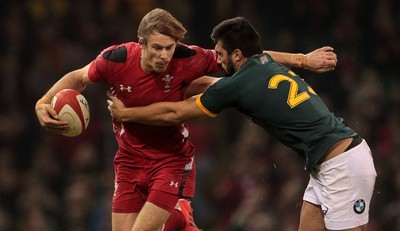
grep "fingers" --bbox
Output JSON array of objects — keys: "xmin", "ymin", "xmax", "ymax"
[
  {"xmin": 36, "ymin": 102, "xmax": 72, "ymax": 135},
  {"xmin": 321, "ymin": 47, "xmax": 337, "ymax": 62},
  {"xmin": 322, "ymin": 58, "xmax": 336, "ymax": 66},
  {"xmin": 36, "ymin": 104, "xmax": 58, "ymax": 120},
  {"xmin": 305, "ymin": 46, "xmax": 337, "ymax": 73},
  {"xmin": 37, "ymin": 105, "xmax": 68, "ymax": 124},
  {"xmin": 107, "ymin": 91, "xmax": 117, "ymax": 100},
  {"xmin": 46, "ymin": 104, "xmax": 59, "ymax": 120},
  {"xmin": 42, "ymin": 115, "xmax": 69, "ymax": 128},
  {"xmin": 316, "ymin": 67, "xmax": 335, "ymax": 73},
  {"xmin": 107, "ymin": 100, "xmax": 113, "ymax": 113},
  {"xmin": 324, "ymin": 52, "xmax": 337, "ymax": 63},
  {"xmin": 319, "ymin": 46, "xmax": 334, "ymax": 52},
  {"xmin": 40, "ymin": 114, "xmax": 70, "ymax": 133},
  {"xmin": 46, "ymin": 125, "xmax": 70, "ymax": 134},
  {"xmin": 320, "ymin": 47, "xmax": 337, "ymax": 69}
]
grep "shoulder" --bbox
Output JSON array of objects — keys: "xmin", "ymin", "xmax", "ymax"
[
  {"xmin": 171, "ymin": 43, "xmax": 219, "ymax": 77},
  {"xmin": 173, "ymin": 44, "xmax": 197, "ymax": 58},
  {"xmin": 173, "ymin": 43, "xmax": 216, "ymax": 59},
  {"xmin": 101, "ymin": 42, "xmax": 140, "ymax": 63},
  {"xmin": 90, "ymin": 42, "xmax": 140, "ymax": 80}
]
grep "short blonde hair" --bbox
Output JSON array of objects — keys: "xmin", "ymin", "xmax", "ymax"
[{"xmin": 137, "ymin": 8, "xmax": 187, "ymax": 43}]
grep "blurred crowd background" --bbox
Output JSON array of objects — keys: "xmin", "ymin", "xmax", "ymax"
[{"xmin": 1, "ymin": 0, "xmax": 399, "ymax": 230}]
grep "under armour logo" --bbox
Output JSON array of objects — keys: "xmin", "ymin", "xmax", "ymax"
[
  {"xmin": 170, "ymin": 181, "xmax": 179, "ymax": 188},
  {"xmin": 120, "ymin": 84, "xmax": 132, "ymax": 92}
]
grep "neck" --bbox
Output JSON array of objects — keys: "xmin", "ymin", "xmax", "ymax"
[
  {"xmin": 235, "ymin": 57, "xmax": 248, "ymax": 71},
  {"xmin": 140, "ymin": 52, "xmax": 152, "ymax": 72}
]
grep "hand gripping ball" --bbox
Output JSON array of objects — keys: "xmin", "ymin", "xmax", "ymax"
[{"xmin": 51, "ymin": 89, "xmax": 90, "ymax": 137}]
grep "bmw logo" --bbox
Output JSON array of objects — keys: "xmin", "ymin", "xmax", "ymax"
[{"xmin": 353, "ymin": 199, "xmax": 366, "ymax": 214}]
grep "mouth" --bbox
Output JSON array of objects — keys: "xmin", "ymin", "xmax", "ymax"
[{"xmin": 156, "ymin": 61, "xmax": 168, "ymax": 67}]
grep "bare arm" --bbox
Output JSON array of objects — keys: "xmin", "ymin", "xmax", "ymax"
[
  {"xmin": 107, "ymin": 93, "xmax": 208, "ymax": 126},
  {"xmin": 35, "ymin": 64, "xmax": 93, "ymax": 134},
  {"xmin": 185, "ymin": 47, "xmax": 337, "ymax": 99},
  {"xmin": 265, "ymin": 46, "xmax": 337, "ymax": 73}
]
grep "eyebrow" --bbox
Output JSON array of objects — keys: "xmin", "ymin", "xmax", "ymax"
[
  {"xmin": 152, "ymin": 43, "xmax": 176, "ymax": 48},
  {"xmin": 215, "ymin": 48, "xmax": 223, "ymax": 56}
]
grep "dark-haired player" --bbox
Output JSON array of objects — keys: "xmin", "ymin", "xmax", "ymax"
[{"xmin": 107, "ymin": 17, "xmax": 376, "ymax": 231}]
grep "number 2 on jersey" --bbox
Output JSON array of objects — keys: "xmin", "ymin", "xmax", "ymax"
[{"xmin": 268, "ymin": 71, "xmax": 316, "ymax": 108}]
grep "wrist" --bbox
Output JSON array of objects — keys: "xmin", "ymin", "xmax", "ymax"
[
  {"xmin": 290, "ymin": 53, "xmax": 307, "ymax": 69},
  {"xmin": 35, "ymin": 95, "xmax": 52, "ymax": 111},
  {"xmin": 115, "ymin": 107, "xmax": 129, "ymax": 122}
]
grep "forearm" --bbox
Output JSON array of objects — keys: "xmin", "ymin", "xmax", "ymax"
[
  {"xmin": 109, "ymin": 97, "xmax": 206, "ymax": 126},
  {"xmin": 265, "ymin": 51, "xmax": 306, "ymax": 69},
  {"xmin": 117, "ymin": 102, "xmax": 184, "ymax": 126},
  {"xmin": 266, "ymin": 46, "xmax": 337, "ymax": 73},
  {"xmin": 35, "ymin": 67, "xmax": 90, "ymax": 110}
]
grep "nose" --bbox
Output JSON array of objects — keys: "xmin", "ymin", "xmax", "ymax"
[
  {"xmin": 160, "ymin": 49, "xmax": 168, "ymax": 60},
  {"xmin": 217, "ymin": 56, "xmax": 222, "ymax": 64}
]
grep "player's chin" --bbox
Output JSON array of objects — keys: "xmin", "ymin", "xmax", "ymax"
[{"xmin": 154, "ymin": 63, "xmax": 168, "ymax": 72}]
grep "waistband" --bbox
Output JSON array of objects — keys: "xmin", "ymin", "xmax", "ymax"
[{"xmin": 344, "ymin": 135, "xmax": 363, "ymax": 152}]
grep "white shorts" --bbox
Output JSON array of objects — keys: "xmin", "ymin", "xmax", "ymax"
[{"xmin": 303, "ymin": 139, "xmax": 377, "ymax": 230}]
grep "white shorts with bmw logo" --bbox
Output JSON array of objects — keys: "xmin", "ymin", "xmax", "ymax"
[{"xmin": 303, "ymin": 139, "xmax": 377, "ymax": 230}]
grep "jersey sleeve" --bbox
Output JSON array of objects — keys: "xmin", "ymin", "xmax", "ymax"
[
  {"xmin": 196, "ymin": 78, "xmax": 234, "ymax": 116},
  {"xmin": 180, "ymin": 45, "xmax": 220, "ymax": 83},
  {"xmin": 88, "ymin": 44, "xmax": 128, "ymax": 83},
  {"xmin": 191, "ymin": 46, "xmax": 219, "ymax": 74}
]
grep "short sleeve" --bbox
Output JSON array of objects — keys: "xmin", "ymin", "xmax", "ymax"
[
  {"xmin": 198, "ymin": 78, "xmax": 234, "ymax": 116},
  {"xmin": 88, "ymin": 44, "xmax": 128, "ymax": 83}
]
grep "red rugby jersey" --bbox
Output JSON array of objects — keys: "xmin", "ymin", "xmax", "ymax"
[{"xmin": 88, "ymin": 42, "xmax": 219, "ymax": 165}]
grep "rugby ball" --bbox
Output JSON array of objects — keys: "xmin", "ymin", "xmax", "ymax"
[{"xmin": 51, "ymin": 89, "xmax": 90, "ymax": 137}]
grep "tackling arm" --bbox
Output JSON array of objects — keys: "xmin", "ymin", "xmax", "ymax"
[
  {"xmin": 107, "ymin": 93, "xmax": 208, "ymax": 126},
  {"xmin": 265, "ymin": 46, "xmax": 337, "ymax": 73},
  {"xmin": 184, "ymin": 47, "xmax": 337, "ymax": 99}
]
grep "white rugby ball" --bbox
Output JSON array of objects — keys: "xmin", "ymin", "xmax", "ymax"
[{"xmin": 51, "ymin": 89, "xmax": 90, "ymax": 137}]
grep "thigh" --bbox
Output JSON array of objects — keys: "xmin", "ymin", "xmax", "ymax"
[
  {"xmin": 112, "ymin": 212, "xmax": 138, "ymax": 231},
  {"xmin": 131, "ymin": 202, "xmax": 171, "ymax": 231},
  {"xmin": 321, "ymin": 141, "xmax": 375, "ymax": 229},
  {"xmin": 151, "ymin": 157, "xmax": 196, "ymax": 199},
  {"xmin": 298, "ymin": 201, "xmax": 325, "ymax": 231},
  {"xmin": 303, "ymin": 141, "xmax": 376, "ymax": 231},
  {"xmin": 298, "ymin": 201, "xmax": 368, "ymax": 231},
  {"xmin": 112, "ymin": 180, "xmax": 145, "ymax": 213}
]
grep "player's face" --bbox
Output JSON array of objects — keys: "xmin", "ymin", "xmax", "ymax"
[
  {"xmin": 215, "ymin": 41, "xmax": 236, "ymax": 76},
  {"xmin": 140, "ymin": 32, "xmax": 177, "ymax": 73}
]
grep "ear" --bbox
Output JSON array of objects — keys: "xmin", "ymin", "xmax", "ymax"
[
  {"xmin": 233, "ymin": 49, "xmax": 243, "ymax": 62},
  {"xmin": 138, "ymin": 37, "xmax": 144, "ymax": 44}
]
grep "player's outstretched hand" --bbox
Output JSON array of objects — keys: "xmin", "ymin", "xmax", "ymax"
[
  {"xmin": 35, "ymin": 103, "xmax": 69, "ymax": 134},
  {"xmin": 107, "ymin": 91, "xmax": 127, "ymax": 122},
  {"xmin": 305, "ymin": 46, "xmax": 337, "ymax": 73}
]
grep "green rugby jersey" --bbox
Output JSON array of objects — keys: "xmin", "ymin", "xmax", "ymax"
[{"xmin": 197, "ymin": 53, "xmax": 357, "ymax": 172}]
